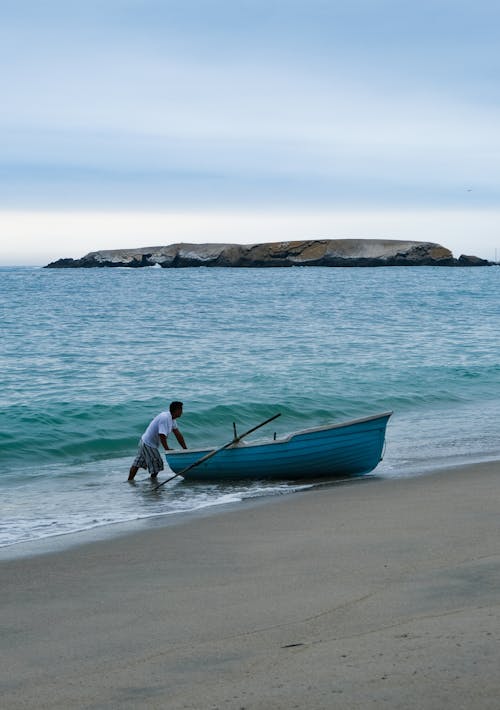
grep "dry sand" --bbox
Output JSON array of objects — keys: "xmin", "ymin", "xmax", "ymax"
[{"xmin": 1, "ymin": 461, "xmax": 500, "ymax": 709}]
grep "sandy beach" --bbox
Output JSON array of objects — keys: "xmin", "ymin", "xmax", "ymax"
[{"xmin": 1, "ymin": 461, "xmax": 500, "ymax": 709}]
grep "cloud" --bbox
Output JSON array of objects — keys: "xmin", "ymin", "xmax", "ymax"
[
  {"xmin": 1, "ymin": 82, "xmax": 498, "ymax": 212},
  {"xmin": 0, "ymin": 0, "xmax": 499, "ymax": 260}
]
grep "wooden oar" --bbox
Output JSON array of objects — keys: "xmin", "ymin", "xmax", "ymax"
[{"xmin": 154, "ymin": 413, "xmax": 281, "ymax": 490}]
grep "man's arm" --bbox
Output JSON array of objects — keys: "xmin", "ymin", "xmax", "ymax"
[
  {"xmin": 159, "ymin": 433, "xmax": 170, "ymax": 451},
  {"xmin": 173, "ymin": 428, "xmax": 188, "ymax": 449}
]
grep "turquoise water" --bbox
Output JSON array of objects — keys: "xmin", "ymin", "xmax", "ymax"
[{"xmin": 1, "ymin": 265, "xmax": 499, "ymax": 551}]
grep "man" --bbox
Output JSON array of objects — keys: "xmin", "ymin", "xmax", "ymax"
[{"xmin": 128, "ymin": 401, "xmax": 187, "ymax": 481}]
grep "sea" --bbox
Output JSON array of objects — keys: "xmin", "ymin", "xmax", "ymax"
[{"xmin": 1, "ymin": 264, "xmax": 499, "ymax": 556}]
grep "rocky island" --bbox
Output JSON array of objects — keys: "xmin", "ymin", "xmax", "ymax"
[{"xmin": 45, "ymin": 239, "xmax": 489, "ymax": 268}]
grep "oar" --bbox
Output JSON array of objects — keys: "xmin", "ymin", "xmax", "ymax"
[{"xmin": 154, "ymin": 413, "xmax": 281, "ymax": 490}]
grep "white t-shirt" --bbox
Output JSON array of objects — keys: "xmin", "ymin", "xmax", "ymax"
[{"xmin": 141, "ymin": 411, "xmax": 178, "ymax": 449}]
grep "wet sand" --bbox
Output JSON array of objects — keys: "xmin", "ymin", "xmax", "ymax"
[{"xmin": 1, "ymin": 461, "xmax": 500, "ymax": 709}]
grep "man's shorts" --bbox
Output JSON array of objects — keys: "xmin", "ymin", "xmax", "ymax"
[{"xmin": 132, "ymin": 440, "xmax": 164, "ymax": 477}]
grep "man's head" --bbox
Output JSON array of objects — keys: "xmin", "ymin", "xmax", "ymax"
[{"xmin": 169, "ymin": 401, "xmax": 183, "ymax": 419}]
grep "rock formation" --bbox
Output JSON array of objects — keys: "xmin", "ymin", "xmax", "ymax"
[{"xmin": 45, "ymin": 239, "xmax": 490, "ymax": 268}]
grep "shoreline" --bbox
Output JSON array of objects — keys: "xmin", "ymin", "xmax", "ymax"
[
  {"xmin": 2, "ymin": 455, "xmax": 500, "ymax": 562},
  {"xmin": 0, "ymin": 488, "xmax": 283, "ymax": 561},
  {"xmin": 2, "ymin": 459, "xmax": 500, "ymax": 708}
]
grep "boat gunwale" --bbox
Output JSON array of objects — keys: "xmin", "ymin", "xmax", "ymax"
[{"xmin": 168, "ymin": 411, "xmax": 393, "ymax": 457}]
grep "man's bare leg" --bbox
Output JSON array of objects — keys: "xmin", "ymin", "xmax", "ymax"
[{"xmin": 128, "ymin": 465, "xmax": 139, "ymax": 481}]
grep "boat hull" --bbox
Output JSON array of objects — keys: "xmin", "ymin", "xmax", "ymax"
[{"xmin": 166, "ymin": 412, "xmax": 392, "ymax": 482}]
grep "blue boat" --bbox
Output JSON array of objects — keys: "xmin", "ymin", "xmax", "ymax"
[{"xmin": 165, "ymin": 412, "xmax": 392, "ymax": 482}]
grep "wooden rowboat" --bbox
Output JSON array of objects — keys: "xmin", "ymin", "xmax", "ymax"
[{"xmin": 165, "ymin": 412, "xmax": 392, "ymax": 482}]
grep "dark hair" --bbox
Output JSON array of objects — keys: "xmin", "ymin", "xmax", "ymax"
[{"xmin": 169, "ymin": 401, "xmax": 183, "ymax": 414}]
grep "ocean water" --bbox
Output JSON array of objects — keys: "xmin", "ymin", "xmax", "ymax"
[{"xmin": 1, "ymin": 265, "xmax": 499, "ymax": 553}]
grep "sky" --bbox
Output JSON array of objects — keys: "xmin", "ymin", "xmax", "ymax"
[{"xmin": 1, "ymin": 0, "xmax": 499, "ymax": 265}]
